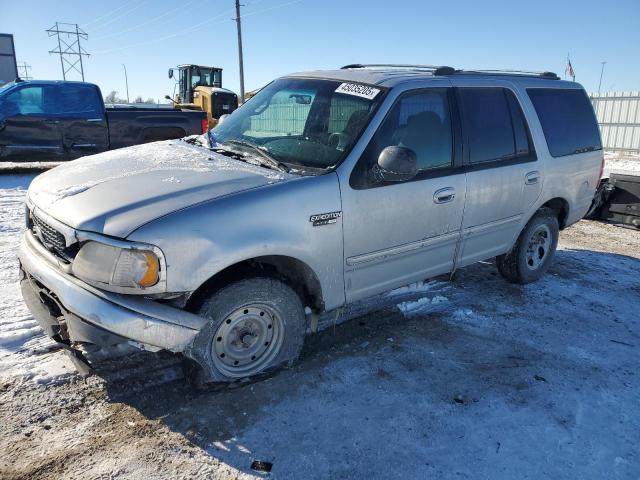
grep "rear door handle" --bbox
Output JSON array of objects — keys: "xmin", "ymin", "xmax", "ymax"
[
  {"xmin": 525, "ymin": 171, "xmax": 540, "ymax": 185},
  {"xmin": 433, "ymin": 187, "xmax": 456, "ymax": 204},
  {"xmin": 86, "ymin": 118, "xmax": 104, "ymax": 122}
]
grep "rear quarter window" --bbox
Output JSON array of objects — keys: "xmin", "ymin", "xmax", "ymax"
[{"xmin": 527, "ymin": 88, "xmax": 601, "ymax": 157}]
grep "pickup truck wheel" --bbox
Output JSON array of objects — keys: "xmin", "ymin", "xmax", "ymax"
[
  {"xmin": 186, "ymin": 278, "xmax": 305, "ymax": 385},
  {"xmin": 495, "ymin": 208, "xmax": 559, "ymax": 284}
]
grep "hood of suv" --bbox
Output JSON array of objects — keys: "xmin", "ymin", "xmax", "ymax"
[{"xmin": 28, "ymin": 140, "xmax": 291, "ymax": 238}]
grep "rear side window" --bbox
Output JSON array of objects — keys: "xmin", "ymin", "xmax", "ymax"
[
  {"xmin": 527, "ymin": 88, "xmax": 601, "ymax": 157},
  {"xmin": 459, "ymin": 87, "xmax": 533, "ymax": 164},
  {"xmin": 58, "ymin": 84, "xmax": 103, "ymax": 118}
]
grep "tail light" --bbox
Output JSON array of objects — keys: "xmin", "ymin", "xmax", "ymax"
[{"xmin": 201, "ymin": 118, "xmax": 209, "ymax": 134}]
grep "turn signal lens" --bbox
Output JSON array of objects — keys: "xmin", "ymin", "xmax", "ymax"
[
  {"xmin": 137, "ymin": 251, "xmax": 160, "ymax": 287},
  {"xmin": 112, "ymin": 249, "xmax": 160, "ymax": 288}
]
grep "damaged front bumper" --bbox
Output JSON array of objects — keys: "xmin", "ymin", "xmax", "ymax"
[{"xmin": 18, "ymin": 231, "xmax": 207, "ymax": 362}]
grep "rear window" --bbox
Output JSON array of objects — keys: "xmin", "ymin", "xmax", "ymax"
[
  {"xmin": 58, "ymin": 84, "xmax": 103, "ymax": 118},
  {"xmin": 459, "ymin": 87, "xmax": 533, "ymax": 164},
  {"xmin": 527, "ymin": 88, "xmax": 601, "ymax": 157}
]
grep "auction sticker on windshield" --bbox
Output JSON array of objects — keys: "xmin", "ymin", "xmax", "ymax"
[{"xmin": 335, "ymin": 83, "xmax": 380, "ymax": 100}]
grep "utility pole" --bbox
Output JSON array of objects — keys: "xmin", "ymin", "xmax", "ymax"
[
  {"xmin": 598, "ymin": 61, "xmax": 607, "ymax": 95},
  {"xmin": 122, "ymin": 64, "xmax": 130, "ymax": 103},
  {"xmin": 17, "ymin": 61, "xmax": 32, "ymax": 80},
  {"xmin": 46, "ymin": 22, "xmax": 90, "ymax": 81},
  {"xmin": 234, "ymin": 0, "xmax": 245, "ymax": 102}
]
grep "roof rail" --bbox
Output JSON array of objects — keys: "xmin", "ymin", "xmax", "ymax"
[
  {"xmin": 459, "ymin": 69, "xmax": 560, "ymax": 80},
  {"xmin": 342, "ymin": 63, "xmax": 440, "ymax": 70},
  {"xmin": 341, "ymin": 64, "xmax": 559, "ymax": 80}
]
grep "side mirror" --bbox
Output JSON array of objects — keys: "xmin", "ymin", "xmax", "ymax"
[
  {"xmin": 164, "ymin": 95, "xmax": 171, "ymax": 100},
  {"xmin": 375, "ymin": 146, "xmax": 418, "ymax": 182},
  {"xmin": 217, "ymin": 114, "xmax": 230, "ymax": 125},
  {"xmin": 168, "ymin": 69, "xmax": 174, "ymax": 79}
]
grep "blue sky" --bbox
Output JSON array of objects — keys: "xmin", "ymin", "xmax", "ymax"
[{"xmin": 1, "ymin": 0, "xmax": 638, "ymax": 101}]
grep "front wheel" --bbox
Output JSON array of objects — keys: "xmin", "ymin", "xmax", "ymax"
[
  {"xmin": 185, "ymin": 278, "xmax": 306, "ymax": 386},
  {"xmin": 496, "ymin": 208, "xmax": 559, "ymax": 284}
]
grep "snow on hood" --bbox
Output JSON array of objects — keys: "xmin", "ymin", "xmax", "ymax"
[{"xmin": 28, "ymin": 139, "xmax": 290, "ymax": 238}]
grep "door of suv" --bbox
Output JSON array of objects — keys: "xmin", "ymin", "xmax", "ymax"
[
  {"xmin": 57, "ymin": 83, "xmax": 109, "ymax": 159},
  {"xmin": 340, "ymin": 87, "xmax": 466, "ymax": 302},
  {"xmin": 0, "ymin": 83, "xmax": 63, "ymax": 161},
  {"xmin": 452, "ymin": 81, "xmax": 542, "ymax": 267}
]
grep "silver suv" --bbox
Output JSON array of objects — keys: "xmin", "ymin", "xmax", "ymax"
[{"xmin": 19, "ymin": 64, "xmax": 603, "ymax": 384}]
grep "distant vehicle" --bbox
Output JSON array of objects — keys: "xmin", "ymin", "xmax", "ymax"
[
  {"xmin": 167, "ymin": 64, "xmax": 238, "ymax": 129},
  {"xmin": 19, "ymin": 64, "xmax": 603, "ymax": 386},
  {"xmin": 0, "ymin": 80, "xmax": 207, "ymax": 162}
]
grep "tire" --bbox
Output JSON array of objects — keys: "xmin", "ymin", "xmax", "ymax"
[
  {"xmin": 496, "ymin": 208, "xmax": 559, "ymax": 284},
  {"xmin": 184, "ymin": 277, "xmax": 305, "ymax": 386}
]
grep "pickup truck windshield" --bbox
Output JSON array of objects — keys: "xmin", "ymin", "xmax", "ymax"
[{"xmin": 211, "ymin": 78, "xmax": 385, "ymax": 170}]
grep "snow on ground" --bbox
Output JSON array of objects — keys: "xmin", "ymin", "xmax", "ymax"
[
  {"xmin": 0, "ymin": 174, "xmax": 76, "ymax": 384},
  {"xmin": 604, "ymin": 151, "xmax": 640, "ymax": 177},
  {"xmin": 1, "ymin": 172, "xmax": 639, "ymax": 479}
]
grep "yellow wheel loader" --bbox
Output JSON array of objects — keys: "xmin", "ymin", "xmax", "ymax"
[{"xmin": 166, "ymin": 65, "xmax": 239, "ymax": 129}]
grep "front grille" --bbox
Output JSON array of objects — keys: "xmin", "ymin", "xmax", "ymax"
[{"xmin": 31, "ymin": 213, "xmax": 79, "ymax": 262}]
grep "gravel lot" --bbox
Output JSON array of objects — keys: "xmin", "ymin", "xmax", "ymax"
[{"xmin": 1, "ymin": 173, "xmax": 639, "ymax": 480}]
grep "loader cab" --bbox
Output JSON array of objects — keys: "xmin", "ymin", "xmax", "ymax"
[{"xmin": 170, "ymin": 64, "xmax": 222, "ymax": 103}]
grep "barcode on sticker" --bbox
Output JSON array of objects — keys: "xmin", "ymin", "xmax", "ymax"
[{"xmin": 335, "ymin": 83, "xmax": 380, "ymax": 100}]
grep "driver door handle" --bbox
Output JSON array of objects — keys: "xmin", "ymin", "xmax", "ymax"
[{"xmin": 434, "ymin": 187, "xmax": 456, "ymax": 204}]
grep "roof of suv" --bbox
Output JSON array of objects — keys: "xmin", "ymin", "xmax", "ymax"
[{"xmin": 288, "ymin": 65, "xmax": 577, "ymax": 89}]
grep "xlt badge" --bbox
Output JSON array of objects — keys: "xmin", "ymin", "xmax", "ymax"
[{"xmin": 310, "ymin": 211, "xmax": 342, "ymax": 227}]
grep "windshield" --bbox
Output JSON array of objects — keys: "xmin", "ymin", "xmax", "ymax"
[
  {"xmin": 191, "ymin": 67, "xmax": 222, "ymax": 88},
  {"xmin": 210, "ymin": 78, "xmax": 385, "ymax": 170}
]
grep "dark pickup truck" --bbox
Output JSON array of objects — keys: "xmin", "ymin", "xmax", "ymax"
[{"xmin": 0, "ymin": 80, "xmax": 207, "ymax": 162}]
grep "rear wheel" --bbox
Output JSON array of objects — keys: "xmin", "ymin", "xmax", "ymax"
[
  {"xmin": 496, "ymin": 208, "xmax": 559, "ymax": 284},
  {"xmin": 185, "ymin": 277, "xmax": 305, "ymax": 386}
]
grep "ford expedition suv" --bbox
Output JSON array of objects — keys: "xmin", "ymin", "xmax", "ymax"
[
  {"xmin": 18, "ymin": 64, "xmax": 603, "ymax": 384},
  {"xmin": 0, "ymin": 80, "xmax": 207, "ymax": 162}
]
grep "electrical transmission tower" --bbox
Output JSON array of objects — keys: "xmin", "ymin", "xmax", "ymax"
[
  {"xmin": 17, "ymin": 61, "xmax": 32, "ymax": 80},
  {"xmin": 46, "ymin": 22, "xmax": 90, "ymax": 81}
]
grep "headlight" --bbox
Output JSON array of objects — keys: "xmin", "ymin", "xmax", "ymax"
[{"xmin": 72, "ymin": 241, "xmax": 162, "ymax": 292}]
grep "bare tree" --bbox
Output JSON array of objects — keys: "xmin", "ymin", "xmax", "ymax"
[
  {"xmin": 145, "ymin": 98, "xmax": 155, "ymax": 104},
  {"xmin": 134, "ymin": 96, "xmax": 143, "ymax": 103},
  {"xmin": 104, "ymin": 90, "xmax": 124, "ymax": 104}
]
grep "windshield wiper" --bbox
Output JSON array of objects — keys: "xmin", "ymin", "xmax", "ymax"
[{"xmin": 222, "ymin": 139, "xmax": 290, "ymax": 173}]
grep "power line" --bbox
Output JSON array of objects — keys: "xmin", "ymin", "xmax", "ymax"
[
  {"xmin": 17, "ymin": 61, "xmax": 32, "ymax": 80},
  {"xmin": 89, "ymin": 0, "xmax": 153, "ymax": 32},
  {"xmin": 92, "ymin": 7, "xmax": 236, "ymax": 54},
  {"xmin": 92, "ymin": 0, "xmax": 303, "ymax": 55},
  {"xmin": 46, "ymin": 22, "xmax": 90, "ymax": 81},
  {"xmin": 92, "ymin": 0, "xmax": 198, "ymax": 42},
  {"xmin": 83, "ymin": 1, "xmax": 131, "ymax": 27}
]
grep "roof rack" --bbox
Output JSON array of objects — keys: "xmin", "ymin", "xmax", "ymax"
[
  {"xmin": 460, "ymin": 69, "xmax": 560, "ymax": 80},
  {"xmin": 341, "ymin": 64, "xmax": 455, "ymax": 75},
  {"xmin": 340, "ymin": 64, "xmax": 559, "ymax": 80}
]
